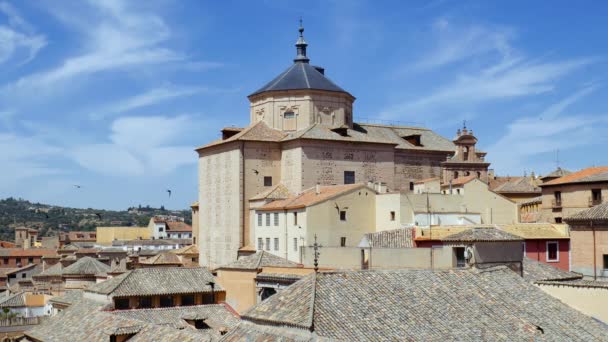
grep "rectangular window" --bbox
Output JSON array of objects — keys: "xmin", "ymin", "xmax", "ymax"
[
  {"xmin": 293, "ymin": 238, "xmax": 298, "ymax": 252},
  {"xmin": 265, "ymin": 213, "xmax": 270, "ymax": 226},
  {"xmin": 159, "ymin": 295, "xmax": 174, "ymax": 307},
  {"xmin": 340, "ymin": 237, "xmax": 346, "ymax": 247},
  {"xmin": 274, "ymin": 213, "xmax": 279, "ymax": 226},
  {"xmin": 258, "ymin": 238, "xmax": 263, "ymax": 250},
  {"xmin": 139, "ymin": 297, "xmax": 152, "ymax": 309},
  {"xmin": 3, "ymin": 258, "xmax": 7, "ymax": 264},
  {"xmin": 340, "ymin": 211, "xmax": 347, "ymax": 221},
  {"xmin": 554, "ymin": 191, "xmax": 562, "ymax": 202},
  {"xmin": 181, "ymin": 295, "xmax": 196, "ymax": 306},
  {"xmin": 604, "ymin": 255, "xmax": 608, "ymax": 269},
  {"xmin": 114, "ymin": 298, "xmax": 130, "ymax": 310},
  {"xmin": 344, "ymin": 171, "xmax": 355, "ymax": 185},
  {"xmin": 547, "ymin": 241, "xmax": 559, "ymax": 262},
  {"xmin": 283, "ymin": 111, "xmax": 295, "ymax": 119},
  {"xmin": 257, "ymin": 213, "xmax": 263, "ymax": 226},
  {"xmin": 158, "ymin": 227, "xmax": 164, "ymax": 232},
  {"xmin": 274, "ymin": 238, "xmax": 279, "ymax": 251},
  {"xmin": 265, "ymin": 238, "xmax": 270, "ymax": 251},
  {"xmin": 592, "ymin": 189, "xmax": 602, "ymax": 201},
  {"xmin": 390, "ymin": 211, "xmax": 396, "ymax": 221},
  {"xmin": 294, "ymin": 212, "xmax": 298, "ymax": 225},
  {"xmin": 555, "ymin": 217, "xmax": 562, "ymax": 224},
  {"xmin": 264, "ymin": 176, "xmax": 272, "ymax": 187},
  {"xmin": 28, "ymin": 257, "xmax": 33, "ymax": 263},
  {"xmin": 454, "ymin": 247, "xmax": 466, "ymax": 267}
]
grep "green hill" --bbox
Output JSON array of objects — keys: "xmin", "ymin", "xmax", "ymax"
[{"xmin": 0, "ymin": 198, "xmax": 192, "ymax": 242}]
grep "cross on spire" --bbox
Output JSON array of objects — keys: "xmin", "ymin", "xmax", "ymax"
[{"xmin": 309, "ymin": 234, "xmax": 322, "ymax": 272}]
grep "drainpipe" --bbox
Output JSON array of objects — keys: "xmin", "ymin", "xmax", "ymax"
[
  {"xmin": 592, "ymin": 220, "xmax": 597, "ymax": 280},
  {"xmin": 240, "ymin": 142, "xmax": 246, "ymax": 252},
  {"xmin": 284, "ymin": 209, "xmax": 288, "ymax": 260}
]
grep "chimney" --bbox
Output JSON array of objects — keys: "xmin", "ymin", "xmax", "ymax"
[{"xmin": 315, "ymin": 184, "xmax": 321, "ymax": 195}]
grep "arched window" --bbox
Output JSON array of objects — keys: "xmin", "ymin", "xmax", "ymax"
[
  {"xmin": 465, "ymin": 171, "xmax": 470, "ymax": 176},
  {"xmin": 454, "ymin": 171, "xmax": 459, "ymax": 179},
  {"xmin": 477, "ymin": 171, "xmax": 481, "ymax": 178}
]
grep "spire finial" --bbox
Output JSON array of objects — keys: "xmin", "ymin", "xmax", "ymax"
[
  {"xmin": 294, "ymin": 18, "xmax": 310, "ymax": 63},
  {"xmin": 463, "ymin": 120, "xmax": 467, "ymax": 130},
  {"xmin": 309, "ymin": 234, "xmax": 323, "ymax": 273}
]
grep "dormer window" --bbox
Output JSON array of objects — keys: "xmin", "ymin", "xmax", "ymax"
[
  {"xmin": 403, "ymin": 134, "xmax": 422, "ymax": 147},
  {"xmin": 332, "ymin": 126, "xmax": 349, "ymax": 137}
]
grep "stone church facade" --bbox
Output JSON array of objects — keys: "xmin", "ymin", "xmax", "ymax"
[{"xmin": 196, "ymin": 24, "xmax": 489, "ymax": 267}]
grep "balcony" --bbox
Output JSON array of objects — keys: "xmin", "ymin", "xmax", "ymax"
[
  {"xmin": 589, "ymin": 197, "xmax": 602, "ymax": 207},
  {"xmin": 551, "ymin": 199, "xmax": 562, "ymax": 208}
]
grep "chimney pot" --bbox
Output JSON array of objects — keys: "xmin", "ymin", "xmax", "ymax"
[{"xmin": 315, "ymin": 184, "xmax": 321, "ymax": 195}]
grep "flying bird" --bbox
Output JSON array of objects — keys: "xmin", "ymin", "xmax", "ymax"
[
  {"xmin": 167, "ymin": 189, "xmax": 172, "ymax": 197},
  {"xmin": 73, "ymin": 185, "xmax": 82, "ymax": 189},
  {"xmin": 252, "ymin": 169, "xmax": 259, "ymax": 175}
]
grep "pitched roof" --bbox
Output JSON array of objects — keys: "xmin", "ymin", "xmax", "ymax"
[
  {"xmin": 112, "ymin": 304, "xmax": 239, "ymax": 332},
  {"xmin": 413, "ymin": 177, "xmax": 440, "ymax": 184},
  {"xmin": 522, "ymin": 257, "xmax": 582, "ymax": 282},
  {"xmin": 249, "ymin": 184, "xmax": 292, "ymax": 201},
  {"xmin": 360, "ymin": 227, "xmax": 415, "ymax": 248},
  {"xmin": 25, "ymin": 299, "xmax": 207, "ymax": 342},
  {"xmin": 414, "ymin": 226, "xmax": 486, "ymax": 241},
  {"xmin": 61, "ymin": 256, "xmax": 110, "ymax": 276},
  {"xmin": 492, "ymin": 177, "xmax": 541, "ymax": 194},
  {"xmin": 498, "ymin": 223, "xmax": 569, "ymax": 239},
  {"xmin": 239, "ymin": 268, "xmax": 608, "ymax": 340},
  {"xmin": 49, "ymin": 290, "xmax": 83, "ymax": 306},
  {"xmin": 0, "ymin": 248, "xmax": 58, "ymax": 257},
  {"xmin": 565, "ymin": 202, "xmax": 608, "ymax": 223},
  {"xmin": 171, "ymin": 245, "xmax": 199, "ymax": 255},
  {"xmin": 0, "ymin": 292, "xmax": 25, "ymax": 308},
  {"xmin": 218, "ymin": 251, "xmax": 300, "ymax": 270},
  {"xmin": 166, "ymin": 221, "xmax": 192, "ymax": 232},
  {"xmin": 250, "ymin": 62, "xmax": 349, "ymax": 97},
  {"xmin": 442, "ymin": 174, "xmax": 477, "ymax": 187},
  {"xmin": 34, "ymin": 262, "xmax": 63, "ymax": 277},
  {"xmin": 541, "ymin": 166, "xmax": 608, "ymax": 186},
  {"xmin": 540, "ymin": 167, "xmax": 572, "ymax": 180},
  {"xmin": 442, "ymin": 227, "xmax": 523, "ymax": 242},
  {"xmin": 139, "ymin": 252, "xmax": 183, "ymax": 266},
  {"xmin": 196, "ymin": 120, "xmax": 287, "ymax": 150},
  {"xmin": 85, "ymin": 267, "xmax": 220, "ymax": 297},
  {"xmin": 257, "ymin": 184, "xmax": 366, "ymax": 211}
]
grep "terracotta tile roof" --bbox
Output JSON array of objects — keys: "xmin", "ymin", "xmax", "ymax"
[
  {"xmin": 249, "ymin": 184, "xmax": 292, "ymax": 201},
  {"xmin": 257, "ymin": 184, "xmax": 366, "ymax": 211},
  {"xmin": 166, "ymin": 221, "xmax": 192, "ymax": 232},
  {"xmin": 360, "ymin": 227, "xmax": 415, "ymax": 248},
  {"xmin": 113, "ymin": 304, "xmax": 239, "ymax": 332},
  {"xmin": 0, "ymin": 248, "xmax": 58, "ymax": 257},
  {"xmin": 218, "ymin": 251, "xmax": 300, "ymax": 270},
  {"xmin": 255, "ymin": 272, "xmax": 304, "ymax": 283},
  {"xmin": 139, "ymin": 252, "xmax": 183, "ymax": 266},
  {"xmin": 62, "ymin": 256, "xmax": 110, "ymax": 276},
  {"xmin": 171, "ymin": 245, "xmax": 199, "ymax": 255},
  {"xmin": 86, "ymin": 267, "xmax": 221, "ymax": 297},
  {"xmin": 49, "ymin": 290, "xmax": 83, "ymax": 306},
  {"xmin": 498, "ymin": 223, "xmax": 569, "ymax": 239},
  {"xmin": 541, "ymin": 166, "xmax": 608, "ymax": 186},
  {"xmin": 522, "ymin": 257, "xmax": 582, "ymax": 282},
  {"xmin": 414, "ymin": 226, "xmax": 474, "ymax": 240},
  {"xmin": 238, "ymin": 268, "xmax": 608, "ymax": 340},
  {"xmin": 442, "ymin": 174, "xmax": 477, "ymax": 187},
  {"xmin": 0, "ymin": 240, "xmax": 16, "ymax": 248},
  {"xmin": 34, "ymin": 262, "xmax": 63, "ymax": 278},
  {"xmin": 519, "ymin": 196, "xmax": 542, "ymax": 205},
  {"xmin": 492, "ymin": 177, "xmax": 541, "ymax": 194},
  {"xmin": 442, "ymin": 227, "xmax": 522, "ymax": 242},
  {"xmin": 25, "ymin": 299, "xmax": 208, "ymax": 342},
  {"xmin": 0, "ymin": 292, "xmax": 25, "ymax": 308},
  {"xmin": 196, "ymin": 121, "xmax": 287, "ymax": 150},
  {"xmin": 565, "ymin": 202, "xmax": 608, "ymax": 223}
]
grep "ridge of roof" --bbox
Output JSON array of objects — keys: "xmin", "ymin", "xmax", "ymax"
[
  {"xmin": 565, "ymin": 201, "xmax": 608, "ymax": 222},
  {"xmin": 541, "ymin": 166, "xmax": 608, "ymax": 186},
  {"xmin": 257, "ymin": 183, "xmax": 367, "ymax": 211}
]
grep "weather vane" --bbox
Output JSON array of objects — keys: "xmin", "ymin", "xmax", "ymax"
[{"xmin": 309, "ymin": 234, "xmax": 323, "ymax": 273}]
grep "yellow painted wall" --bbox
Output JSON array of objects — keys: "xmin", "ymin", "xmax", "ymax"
[
  {"xmin": 215, "ymin": 269, "xmax": 258, "ymax": 313},
  {"xmin": 96, "ymin": 227, "xmax": 150, "ymax": 246},
  {"xmin": 538, "ymin": 284, "xmax": 608, "ymax": 323}
]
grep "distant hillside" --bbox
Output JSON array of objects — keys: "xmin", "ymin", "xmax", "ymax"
[{"xmin": 0, "ymin": 198, "xmax": 192, "ymax": 242}]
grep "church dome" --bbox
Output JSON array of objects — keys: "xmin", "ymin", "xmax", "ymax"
[{"xmin": 249, "ymin": 21, "xmax": 352, "ymax": 98}]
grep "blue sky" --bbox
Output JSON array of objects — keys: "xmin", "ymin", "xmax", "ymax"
[{"xmin": 1, "ymin": 0, "xmax": 607, "ymax": 210}]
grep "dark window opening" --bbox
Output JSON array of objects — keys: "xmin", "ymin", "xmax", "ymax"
[
  {"xmin": 293, "ymin": 212, "xmax": 298, "ymax": 225},
  {"xmin": 454, "ymin": 171, "xmax": 459, "ymax": 179},
  {"xmin": 3, "ymin": 258, "xmax": 7, "ymax": 264},
  {"xmin": 283, "ymin": 111, "xmax": 295, "ymax": 119},
  {"xmin": 340, "ymin": 211, "xmax": 347, "ymax": 221},
  {"xmin": 403, "ymin": 134, "xmax": 422, "ymax": 146},
  {"xmin": 160, "ymin": 296, "xmax": 174, "ymax": 307},
  {"xmin": 114, "ymin": 298, "xmax": 130, "ymax": 310},
  {"xmin": 21, "ymin": 273, "xmax": 26, "ymax": 278},
  {"xmin": 603, "ymin": 255, "xmax": 608, "ymax": 269},
  {"xmin": 477, "ymin": 171, "xmax": 481, "ymax": 178},
  {"xmin": 340, "ymin": 237, "xmax": 346, "ymax": 247},
  {"xmin": 181, "ymin": 295, "xmax": 195, "ymax": 306},
  {"xmin": 264, "ymin": 176, "xmax": 272, "ymax": 187},
  {"xmin": 409, "ymin": 182, "xmax": 414, "ymax": 191},
  {"xmin": 344, "ymin": 171, "xmax": 355, "ymax": 185},
  {"xmin": 555, "ymin": 217, "xmax": 562, "ymax": 224},
  {"xmin": 28, "ymin": 257, "xmax": 33, "ymax": 263},
  {"xmin": 547, "ymin": 242, "xmax": 559, "ymax": 261},
  {"xmin": 332, "ymin": 126, "xmax": 349, "ymax": 137},
  {"xmin": 139, "ymin": 297, "xmax": 152, "ymax": 309},
  {"xmin": 592, "ymin": 189, "xmax": 602, "ymax": 205},
  {"xmin": 260, "ymin": 287, "xmax": 277, "ymax": 301},
  {"xmin": 390, "ymin": 211, "xmax": 396, "ymax": 221},
  {"xmin": 194, "ymin": 320, "xmax": 211, "ymax": 330},
  {"xmin": 454, "ymin": 247, "xmax": 466, "ymax": 267},
  {"xmin": 202, "ymin": 293, "xmax": 214, "ymax": 304}
]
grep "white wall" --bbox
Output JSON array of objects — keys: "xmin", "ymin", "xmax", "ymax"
[
  {"xmin": 253, "ymin": 209, "xmax": 306, "ymax": 263},
  {"xmin": 414, "ymin": 212, "xmax": 481, "ymax": 226}
]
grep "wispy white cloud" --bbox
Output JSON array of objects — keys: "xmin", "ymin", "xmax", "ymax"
[
  {"xmin": 71, "ymin": 115, "xmax": 196, "ymax": 176},
  {"xmin": 89, "ymin": 85, "xmax": 207, "ymax": 120},
  {"xmin": 381, "ymin": 19, "xmax": 596, "ymax": 123},
  {"xmin": 0, "ymin": 1, "xmax": 46, "ymax": 65},
  {"xmin": 487, "ymin": 86, "xmax": 608, "ymax": 174}
]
